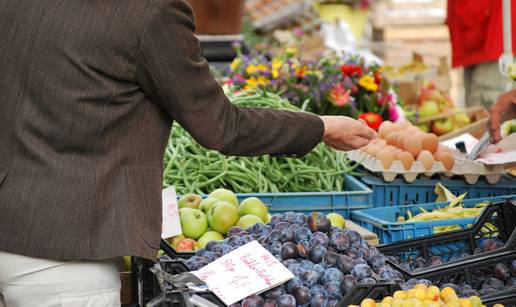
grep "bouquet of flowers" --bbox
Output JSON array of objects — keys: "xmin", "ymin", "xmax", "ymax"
[{"xmin": 221, "ymin": 47, "xmax": 402, "ymax": 130}]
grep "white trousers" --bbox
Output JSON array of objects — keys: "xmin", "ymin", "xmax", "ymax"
[{"xmin": 0, "ymin": 250, "xmax": 121, "ymax": 307}]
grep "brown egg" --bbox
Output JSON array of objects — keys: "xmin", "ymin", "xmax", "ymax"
[
  {"xmin": 386, "ymin": 133, "xmax": 398, "ymax": 146},
  {"xmin": 371, "ymin": 138, "xmax": 387, "ymax": 147},
  {"xmin": 406, "ymin": 126, "xmax": 421, "ymax": 134},
  {"xmin": 421, "ymin": 133, "xmax": 439, "ymax": 153},
  {"xmin": 378, "ymin": 121, "xmax": 393, "ymax": 139},
  {"xmin": 375, "ymin": 149, "xmax": 394, "ymax": 169},
  {"xmin": 397, "ymin": 121, "xmax": 412, "ymax": 129},
  {"xmin": 434, "ymin": 151, "xmax": 455, "ymax": 170},
  {"xmin": 396, "ymin": 151, "xmax": 415, "ymax": 170},
  {"xmin": 366, "ymin": 145, "xmax": 381, "ymax": 156},
  {"xmin": 417, "ymin": 150, "xmax": 435, "ymax": 170},
  {"xmin": 395, "ymin": 132, "xmax": 408, "ymax": 149},
  {"xmin": 403, "ymin": 136, "xmax": 423, "ymax": 157},
  {"xmin": 437, "ymin": 144, "xmax": 452, "ymax": 153}
]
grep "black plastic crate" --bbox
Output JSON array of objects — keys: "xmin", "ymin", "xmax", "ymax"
[
  {"xmin": 338, "ymin": 283, "xmax": 401, "ymax": 306},
  {"xmin": 148, "ymin": 289, "xmax": 224, "ymax": 307},
  {"xmin": 378, "ymin": 200, "xmax": 516, "ymax": 266}
]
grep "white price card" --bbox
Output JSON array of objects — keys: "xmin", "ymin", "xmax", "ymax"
[
  {"xmin": 161, "ymin": 186, "xmax": 182, "ymax": 239},
  {"xmin": 192, "ymin": 240, "xmax": 294, "ymax": 306}
]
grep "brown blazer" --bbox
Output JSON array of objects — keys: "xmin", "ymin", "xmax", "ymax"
[{"xmin": 0, "ymin": 0, "xmax": 323, "ymax": 260}]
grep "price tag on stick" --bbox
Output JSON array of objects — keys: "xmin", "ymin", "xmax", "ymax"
[
  {"xmin": 161, "ymin": 186, "xmax": 182, "ymax": 239},
  {"xmin": 192, "ymin": 241, "xmax": 294, "ymax": 305}
]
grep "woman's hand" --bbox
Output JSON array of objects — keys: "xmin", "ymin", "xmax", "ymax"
[
  {"xmin": 320, "ymin": 116, "xmax": 378, "ymax": 151},
  {"xmin": 489, "ymin": 90, "xmax": 516, "ymax": 143}
]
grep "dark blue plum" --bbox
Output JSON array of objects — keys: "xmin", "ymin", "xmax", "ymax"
[
  {"xmin": 309, "ymin": 284, "xmax": 326, "ymax": 296},
  {"xmin": 220, "ymin": 244, "xmax": 233, "ymax": 255},
  {"xmin": 337, "ymin": 255, "xmax": 355, "ymax": 274},
  {"xmin": 227, "ymin": 235, "xmax": 242, "ymax": 247},
  {"xmin": 344, "ymin": 230, "xmax": 361, "ymax": 247},
  {"xmin": 323, "ymin": 251, "xmax": 339, "ymax": 268},
  {"xmin": 275, "ymin": 222, "xmax": 291, "ymax": 232},
  {"xmin": 241, "ymin": 295, "xmax": 265, "ymax": 307},
  {"xmin": 359, "ymin": 278, "xmax": 376, "ymax": 285},
  {"xmin": 294, "ymin": 227, "xmax": 312, "ymax": 243},
  {"xmin": 259, "ymin": 225, "xmax": 273, "ymax": 236},
  {"xmin": 280, "ymin": 228, "xmax": 295, "ymax": 243},
  {"xmin": 417, "ymin": 279, "xmax": 433, "ymax": 287},
  {"xmin": 185, "ymin": 256, "xmax": 209, "ymax": 271},
  {"xmin": 266, "ymin": 230, "xmax": 282, "ymax": 245},
  {"xmin": 330, "ymin": 232, "xmax": 350, "ymax": 252},
  {"xmin": 269, "ymin": 214, "xmax": 282, "ymax": 225},
  {"xmin": 288, "ymin": 263, "xmax": 305, "ymax": 278},
  {"xmin": 269, "ymin": 242, "xmax": 282, "ymax": 255},
  {"xmin": 241, "ymin": 235, "xmax": 253, "ymax": 245},
  {"xmin": 281, "ymin": 242, "xmax": 298, "ymax": 260},
  {"xmin": 202, "ymin": 251, "xmax": 220, "ymax": 263},
  {"xmin": 263, "ymin": 286, "xmax": 285, "ymax": 300},
  {"xmin": 286, "ymin": 277, "xmax": 303, "ymax": 294},
  {"xmin": 205, "ymin": 240, "xmax": 219, "ymax": 252},
  {"xmin": 309, "ymin": 293, "xmax": 328, "ymax": 307},
  {"xmin": 327, "ymin": 300, "xmax": 339, "ymax": 307},
  {"xmin": 322, "ymin": 268, "xmax": 345, "ymax": 284},
  {"xmin": 292, "ymin": 286, "xmax": 311, "ymax": 306},
  {"xmin": 301, "ymin": 270, "xmax": 319, "ymax": 287},
  {"xmin": 309, "ymin": 232, "xmax": 329, "ymax": 248},
  {"xmin": 313, "ymin": 264, "xmax": 325, "ymax": 277},
  {"xmin": 369, "ymin": 255, "xmax": 386, "ymax": 272},
  {"xmin": 281, "ymin": 212, "xmax": 296, "ymax": 223},
  {"xmin": 276, "ymin": 294, "xmax": 296, "ymax": 307},
  {"xmin": 402, "ymin": 279, "xmax": 419, "ymax": 290},
  {"xmin": 307, "ymin": 212, "xmax": 331, "ymax": 233},
  {"xmin": 248, "ymin": 223, "xmax": 262, "ymax": 234},
  {"xmin": 228, "ymin": 226, "xmax": 242, "ymax": 236},
  {"xmin": 380, "ymin": 268, "xmax": 403, "ymax": 282},
  {"xmin": 340, "ymin": 275, "xmax": 357, "ymax": 294},
  {"xmin": 297, "ymin": 240, "xmax": 311, "ymax": 258},
  {"xmin": 292, "ymin": 213, "xmax": 307, "ymax": 226},
  {"xmin": 282, "ymin": 259, "xmax": 298, "ymax": 268},
  {"xmin": 351, "ymin": 263, "xmax": 372, "ymax": 280},
  {"xmin": 299, "ymin": 259, "xmax": 314, "ymax": 271},
  {"xmin": 308, "ymin": 245, "xmax": 327, "ymax": 264},
  {"xmin": 414, "ymin": 257, "xmax": 427, "ymax": 269},
  {"xmin": 263, "ymin": 300, "xmax": 278, "ymax": 307},
  {"xmin": 325, "ymin": 281, "xmax": 342, "ymax": 300}
]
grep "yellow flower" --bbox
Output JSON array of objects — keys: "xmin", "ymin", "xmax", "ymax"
[
  {"xmin": 230, "ymin": 58, "xmax": 242, "ymax": 71},
  {"xmin": 246, "ymin": 76, "xmax": 270, "ymax": 88},
  {"xmin": 272, "ymin": 69, "xmax": 279, "ymax": 79},
  {"xmin": 256, "ymin": 64, "xmax": 268, "ymax": 71},
  {"xmin": 286, "ymin": 47, "xmax": 298, "ymax": 56},
  {"xmin": 246, "ymin": 64, "xmax": 257, "ymax": 75},
  {"xmin": 295, "ymin": 65, "xmax": 307, "ymax": 78},
  {"xmin": 359, "ymin": 75, "xmax": 379, "ymax": 92},
  {"xmin": 246, "ymin": 63, "xmax": 268, "ymax": 75},
  {"xmin": 272, "ymin": 58, "xmax": 283, "ymax": 70}
]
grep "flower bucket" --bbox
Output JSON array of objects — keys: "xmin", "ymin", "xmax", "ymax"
[{"xmin": 187, "ymin": 0, "xmax": 245, "ymax": 35}]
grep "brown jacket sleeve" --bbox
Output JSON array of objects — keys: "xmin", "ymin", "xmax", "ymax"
[{"xmin": 136, "ymin": 0, "xmax": 324, "ymax": 157}]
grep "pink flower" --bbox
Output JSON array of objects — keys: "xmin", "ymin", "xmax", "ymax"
[
  {"xmin": 329, "ymin": 83, "xmax": 350, "ymax": 107},
  {"xmin": 388, "ymin": 106, "xmax": 399, "ymax": 122}
]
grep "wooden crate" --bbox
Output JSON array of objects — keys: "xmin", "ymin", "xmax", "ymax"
[{"xmin": 120, "ymin": 271, "xmax": 132, "ymax": 306}]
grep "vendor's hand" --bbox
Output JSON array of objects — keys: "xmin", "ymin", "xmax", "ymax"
[
  {"xmin": 489, "ymin": 90, "xmax": 516, "ymax": 143},
  {"xmin": 320, "ymin": 116, "xmax": 378, "ymax": 151}
]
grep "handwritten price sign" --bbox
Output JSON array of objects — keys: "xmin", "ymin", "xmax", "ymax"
[
  {"xmin": 192, "ymin": 241, "xmax": 294, "ymax": 305},
  {"xmin": 161, "ymin": 186, "xmax": 182, "ymax": 239}
]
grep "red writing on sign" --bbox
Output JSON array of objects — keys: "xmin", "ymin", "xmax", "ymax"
[
  {"xmin": 227, "ymin": 275, "xmax": 252, "ymax": 288},
  {"xmin": 222, "ymin": 258, "xmax": 236, "ymax": 273},
  {"xmin": 197, "ymin": 270, "xmax": 216, "ymax": 281},
  {"xmin": 240, "ymin": 253, "xmax": 274, "ymax": 286}
]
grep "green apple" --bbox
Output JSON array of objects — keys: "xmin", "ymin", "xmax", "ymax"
[
  {"xmin": 265, "ymin": 213, "xmax": 272, "ymax": 223},
  {"xmin": 237, "ymin": 214, "xmax": 264, "ymax": 230},
  {"xmin": 180, "ymin": 208, "xmax": 208, "ymax": 240},
  {"xmin": 453, "ymin": 112, "xmax": 471, "ymax": 128},
  {"xmin": 199, "ymin": 197, "xmax": 220, "ymax": 214},
  {"xmin": 178, "ymin": 193, "xmax": 202, "ymax": 209},
  {"xmin": 166, "ymin": 234, "xmax": 185, "ymax": 248},
  {"xmin": 238, "ymin": 197, "xmax": 268, "ymax": 221},
  {"xmin": 207, "ymin": 201, "xmax": 240, "ymax": 235},
  {"xmin": 418, "ymin": 100, "xmax": 440, "ymax": 118},
  {"xmin": 326, "ymin": 213, "xmax": 346, "ymax": 228},
  {"xmin": 209, "ymin": 188, "xmax": 239, "ymax": 209},
  {"xmin": 197, "ymin": 231, "xmax": 224, "ymax": 249},
  {"xmin": 431, "ymin": 119, "xmax": 454, "ymax": 136}
]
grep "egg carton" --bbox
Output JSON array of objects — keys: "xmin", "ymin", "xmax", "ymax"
[{"xmin": 347, "ymin": 150, "xmax": 505, "ymax": 184}]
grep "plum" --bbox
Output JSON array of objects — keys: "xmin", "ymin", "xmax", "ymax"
[
  {"xmin": 327, "ymin": 300, "xmax": 339, "ymax": 307},
  {"xmin": 309, "ymin": 284, "xmax": 326, "ymax": 296},
  {"xmin": 301, "ymin": 270, "xmax": 320, "ymax": 287},
  {"xmin": 414, "ymin": 257, "xmax": 427, "ymax": 269},
  {"xmin": 269, "ymin": 214, "xmax": 282, "ymax": 225},
  {"xmin": 323, "ymin": 251, "xmax": 339, "ymax": 268},
  {"xmin": 263, "ymin": 286, "xmax": 285, "ymax": 300},
  {"xmin": 185, "ymin": 256, "xmax": 209, "ymax": 270},
  {"xmin": 281, "ymin": 242, "xmax": 298, "ymax": 260},
  {"xmin": 297, "ymin": 241, "xmax": 311, "ymax": 259},
  {"xmin": 263, "ymin": 300, "xmax": 278, "ymax": 307},
  {"xmin": 322, "ymin": 268, "xmax": 345, "ymax": 284},
  {"xmin": 266, "ymin": 230, "xmax": 282, "ymax": 245},
  {"xmin": 202, "ymin": 251, "xmax": 220, "ymax": 263},
  {"xmin": 288, "ymin": 263, "xmax": 305, "ymax": 278},
  {"xmin": 269, "ymin": 242, "xmax": 282, "ymax": 256},
  {"xmin": 292, "ymin": 286, "xmax": 311, "ymax": 306},
  {"xmin": 495, "ymin": 263, "xmax": 510, "ymax": 280},
  {"xmin": 330, "ymin": 232, "xmax": 350, "ymax": 252},
  {"xmin": 313, "ymin": 264, "xmax": 325, "ymax": 277},
  {"xmin": 380, "ymin": 268, "xmax": 403, "ymax": 282},
  {"xmin": 307, "ymin": 212, "xmax": 331, "ymax": 233},
  {"xmin": 282, "ymin": 259, "xmax": 298, "ymax": 268},
  {"xmin": 351, "ymin": 263, "xmax": 373, "ymax": 280},
  {"xmin": 241, "ymin": 295, "xmax": 265, "ymax": 307},
  {"xmin": 276, "ymin": 294, "xmax": 296, "ymax": 307},
  {"xmin": 280, "ymin": 228, "xmax": 295, "ymax": 243},
  {"xmin": 337, "ymin": 255, "xmax": 355, "ymax": 274},
  {"xmin": 481, "ymin": 277, "xmax": 505, "ymax": 291},
  {"xmin": 345, "ymin": 230, "xmax": 362, "ymax": 247},
  {"xmin": 309, "ymin": 245, "xmax": 327, "ymax": 264},
  {"xmin": 428, "ymin": 256, "xmax": 443, "ymax": 267},
  {"xmin": 294, "ymin": 227, "xmax": 312, "ymax": 243},
  {"xmin": 309, "ymin": 293, "xmax": 328, "ymax": 307},
  {"xmin": 299, "ymin": 259, "xmax": 314, "ymax": 270},
  {"xmin": 292, "ymin": 213, "xmax": 307, "ymax": 226},
  {"xmin": 369, "ymin": 255, "xmax": 386, "ymax": 272},
  {"xmin": 281, "ymin": 212, "xmax": 297, "ymax": 223},
  {"xmin": 340, "ymin": 274, "xmax": 357, "ymax": 294},
  {"xmin": 325, "ymin": 281, "xmax": 342, "ymax": 300},
  {"xmin": 227, "ymin": 226, "xmax": 242, "ymax": 236},
  {"xmin": 286, "ymin": 277, "xmax": 303, "ymax": 294},
  {"xmin": 359, "ymin": 277, "xmax": 376, "ymax": 285},
  {"xmin": 275, "ymin": 222, "xmax": 291, "ymax": 232},
  {"xmin": 310, "ymin": 232, "xmax": 329, "ymax": 248}
]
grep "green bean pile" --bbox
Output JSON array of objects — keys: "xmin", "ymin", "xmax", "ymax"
[{"xmin": 162, "ymin": 90, "xmax": 359, "ymax": 194}]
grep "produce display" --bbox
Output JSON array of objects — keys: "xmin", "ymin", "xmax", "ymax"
[
  {"xmin": 163, "ymin": 90, "xmax": 358, "ymax": 194},
  {"xmin": 354, "ymin": 283, "xmax": 496, "ymax": 307}
]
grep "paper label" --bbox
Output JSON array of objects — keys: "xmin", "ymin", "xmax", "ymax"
[
  {"xmin": 192, "ymin": 241, "xmax": 294, "ymax": 305},
  {"xmin": 161, "ymin": 186, "xmax": 182, "ymax": 239}
]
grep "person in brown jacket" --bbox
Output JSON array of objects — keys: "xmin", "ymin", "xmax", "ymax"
[{"xmin": 0, "ymin": 1, "xmax": 376, "ymax": 306}]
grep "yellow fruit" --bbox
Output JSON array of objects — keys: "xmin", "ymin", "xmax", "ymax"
[
  {"xmin": 423, "ymin": 300, "xmax": 439, "ymax": 307},
  {"xmin": 407, "ymin": 289, "xmax": 417, "ymax": 298},
  {"xmin": 447, "ymin": 299, "xmax": 460, "ymax": 307},
  {"xmin": 414, "ymin": 284, "xmax": 428, "ymax": 291},
  {"xmin": 459, "ymin": 298, "xmax": 472, "ymax": 307},
  {"xmin": 440, "ymin": 287, "xmax": 456, "ymax": 301},
  {"xmin": 493, "ymin": 305, "xmax": 504, "ymax": 307},
  {"xmin": 394, "ymin": 291, "xmax": 407, "ymax": 300},
  {"xmin": 412, "ymin": 299, "xmax": 424, "ymax": 307},
  {"xmin": 361, "ymin": 298, "xmax": 377, "ymax": 307},
  {"xmin": 468, "ymin": 296, "xmax": 482, "ymax": 307},
  {"xmin": 383, "ymin": 297, "xmax": 394, "ymax": 304},
  {"xmin": 392, "ymin": 298, "xmax": 403, "ymax": 307},
  {"xmin": 426, "ymin": 286, "xmax": 440, "ymax": 301},
  {"xmin": 415, "ymin": 289, "xmax": 427, "ymax": 301},
  {"xmin": 401, "ymin": 300, "xmax": 413, "ymax": 307}
]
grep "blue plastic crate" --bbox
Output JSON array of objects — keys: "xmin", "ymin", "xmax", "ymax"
[
  {"xmin": 351, "ymin": 195, "xmax": 515, "ymax": 243},
  {"xmin": 360, "ymin": 174, "xmax": 516, "ymax": 207},
  {"xmin": 235, "ymin": 174, "xmax": 373, "ymax": 218}
]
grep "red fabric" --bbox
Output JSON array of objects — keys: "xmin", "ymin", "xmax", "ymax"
[{"xmin": 447, "ymin": 0, "xmax": 516, "ymax": 68}]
